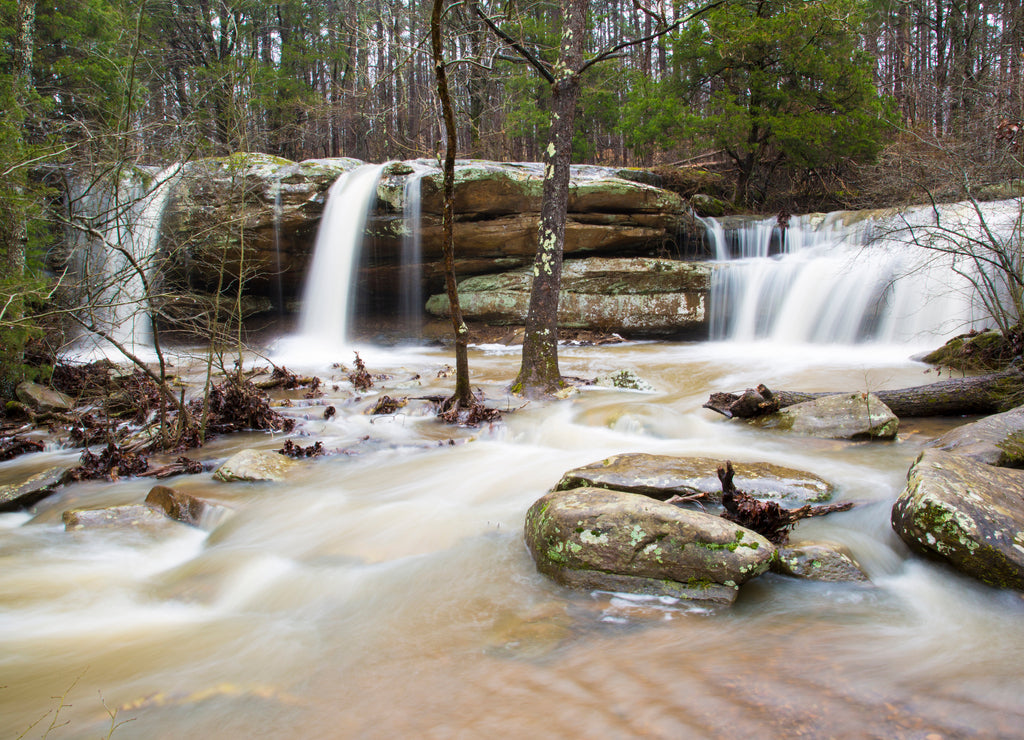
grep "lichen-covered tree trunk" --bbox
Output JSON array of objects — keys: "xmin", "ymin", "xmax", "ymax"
[{"xmin": 513, "ymin": 0, "xmax": 585, "ymax": 397}]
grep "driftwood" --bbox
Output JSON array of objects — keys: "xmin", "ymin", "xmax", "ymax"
[
  {"xmin": 717, "ymin": 461, "xmax": 854, "ymax": 543},
  {"xmin": 704, "ymin": 364, "xmax": 1024, "ymax": 419}
]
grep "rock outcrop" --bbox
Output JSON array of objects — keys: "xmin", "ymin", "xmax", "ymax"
[
  {"xmin": 891, "ymin": 449, "xmax": 1024, "ymax": 589},
  {"xmin": 525, "ymin": 487, "xmax": 775, "ymax": 605},
  {"xmin": 159, "ymin": 156, "xmax": 707, "ymax": 321},
  {"xmin": 426, "ymin": 258, "xmax": 712, "ymax": 337}
]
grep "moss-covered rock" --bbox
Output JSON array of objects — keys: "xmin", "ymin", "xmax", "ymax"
[
  {"xmin": 556, "ymin": 452, "xmax": 835, "ymax": 505},
  {"xmin": 921, "ymin": 329, "xmax": 1016, "ymax": 371},
  {"xmin": 426, "ymin": 257, "xmax": 712, "ymax": 337},
  {"xmin": 771, "ymin": 541, "xmax": 869, "ymax": 582},
  {"xmin": 928, "ymin": 403, "xmax": 1024, "ymax": 467},
  {"xmin": 891, "ymin": 449, "xmax": 1024, "ymax": 590},
  {"xmin": 525, "ymin": 487, "xmax": 775, "ymax": 605},
  {"xmin": 752, "ymin": 392, "xmax": 898, "ymax": 440}
]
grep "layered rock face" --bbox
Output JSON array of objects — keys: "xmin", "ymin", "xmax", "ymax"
[{"xmin": 157, "ymin": 154, "xmax": 708, "ymax": 332}]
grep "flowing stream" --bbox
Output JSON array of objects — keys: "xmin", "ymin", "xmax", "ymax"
[
  {"xmin": 1, "ymin": 340, "xmax": 1022, "ymax": 738},
  {"xmin": 4, "ymin": 192, "xmax": 1024, "ymax": 737}
]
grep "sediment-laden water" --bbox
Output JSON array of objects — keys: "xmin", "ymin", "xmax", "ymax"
[{"xmin": 2, "ymin": 339, "xmax": 1021, "ymax": 739}]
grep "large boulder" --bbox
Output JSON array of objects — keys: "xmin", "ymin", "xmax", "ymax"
[
  {"xmin": 426, "ymin": 258, "xmax": 712, "ymax": 337},
  {"xmin": 556, "ymin": 453, "xmax": 835, "ymax": 505},
  {"xmin": 927, "ymin": 403, "xmax": 1024, "ymax": 467},
  {"xmin": 525, "ymin": 487, "xmax": 776, "ymax": 605},
  {"xmin": 891, "ymin": 449, "xmax": 1024, "ymax": 589},
  {"xmin": 753, "ymin": 392, "xmax": 898, "ymax": 440}
]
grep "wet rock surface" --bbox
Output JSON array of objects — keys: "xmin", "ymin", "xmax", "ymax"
[
  {"xmin": 892, "ymin": 449, "xmax": 1024, "ymax": 589},
  {"xmin": 927, "ymin": 403, "xmax": 1024, "ymax": 467},
  {"xmin": 0, "ymin": 466, "xmax": 67, "ymax": 512},
  {"xmin": 145, "ymin": 485, "xmax": 231, "ymax": 528},
  {"xmin": 63, "ymin": 504, "xmax": 173, "ymax": 531},
  {"xmin": 753, "ymin": 392, "xmax": 899, "ymax": 440},
  {"xmin": 525, "ymin": 487, "xmax": 776, "ymax": 605},
  {"xmin": 16, "ymin": 382, "xmax": 75, "ymax": 413},
  {"xmin": 427, "ymin": 258, "xmax": 712, "ymax": 337},
  {"xmin": 772, "ymin": 541, "xmax": 870, "ymax": 582},
  {"xmin": 213, "ymin": 449, "xmax": 297, "ymax": 483},
  {"xmin": 556, "ymin": 452, "xmax": 835, "ymax": 505}
]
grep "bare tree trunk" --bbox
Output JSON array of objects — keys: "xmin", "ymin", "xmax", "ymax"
[{"xmin": 431, "ymin": 0, "xmax": 472, "ymax": 407}]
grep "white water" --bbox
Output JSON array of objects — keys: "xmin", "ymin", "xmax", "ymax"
[
  {"xmin": 707, "ymin": 201, "xmax": 1023, "ymax": 347},
  {"xmin": 399, "ymin": 167, "xmax": 431, "ymax": 337},
  {"xmin": 66, "ymin": 165, "xmax": 179, "ymax": 358},
  {"xmin": 295, "ymin": 164, "xmax": 385, "ymax": 353}
]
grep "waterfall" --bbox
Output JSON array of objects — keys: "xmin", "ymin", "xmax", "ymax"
[
  {"xmin": 707, "ymin": 202, "xmax": 1020, "ymax": 345},
  {"xmin": 399, "ymin": 166, "xmax": 433, "ymax": 340},
  {"xmin": 297, "ymin": 163, "xmax": 385, "ymax": 347},
  {"xmin": 66, "ymin": 164, "xmax": 179, "ymax": 358},
  {"xmin": 270, "ymin": 177, "xmax": 285, "ymax": 316}
]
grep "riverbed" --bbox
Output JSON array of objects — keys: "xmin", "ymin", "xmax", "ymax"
[{"xmin": 2, "ymin": 339, "xmax": 1022, "ymax": 738}]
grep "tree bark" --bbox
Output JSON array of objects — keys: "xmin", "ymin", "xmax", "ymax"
[{"xmin": 705, "ymin": 365, "xmax": 1024, "ymax": 419}]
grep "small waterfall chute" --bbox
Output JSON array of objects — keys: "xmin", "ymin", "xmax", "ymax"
[{"xmin": 296, "ymin": 163, "xmax": 385, "ymax": 349}]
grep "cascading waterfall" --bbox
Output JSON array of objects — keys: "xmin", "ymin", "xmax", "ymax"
[
  {"xmin": 297, "ymin": 163, "xmax": 385, "ymax": 348},
  {"xmin": 270, "ymin": 177, "xmax": 285, "ymax": 316},
  {"xmin": 399, "ymin": 167, "xmax": 429, "ymax": 338},
  {"xmin": 66, "ymin": 164, "xmax": 179, "ymax": 357},
  {"xmin": 706, "ymin": 201, "xmax": 1021, "ymax": 345}
]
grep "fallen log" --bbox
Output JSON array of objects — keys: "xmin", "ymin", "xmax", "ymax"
[{"xmin": 704, "ymin": 364, "xmax": 1024, "ymax": 419}]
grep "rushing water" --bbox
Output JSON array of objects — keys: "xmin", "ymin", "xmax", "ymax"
[
  {"xmin": 399, "ymin": 167, "xmax": 430, "ymax": 338},
  {"xmin": 2, "ymin": 340, "xmax": 1023, "ymax": 738}
]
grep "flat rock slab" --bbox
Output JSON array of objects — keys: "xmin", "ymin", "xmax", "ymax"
[
  {"xmin": 772, "ymin": 541, "xmax": 869, "ymax": 582},
  {"xmin": 928, "ymin": 404, "xmax": 1024, "ymax": 467},
  {"xmin": 16, "ymin": 381, "xmax": 74, "ymax": 413},
  {"xmin": 63, "ymin": 504, "xmax": 172, "ymax": 531},
  {"xmin": 525, "ymin": 487, "xmax": 776, "ymax": 605},
  {"xmin": 213, "ymin": 449, "xmax": 296, "ymax": 483},
  {"xmin": 556, "ymin": 453, "xmax": 834, "ymax": 505},
  {"xmin": 892, "ymin": 449, "xmax": 1024, "ymax": 589},
  {"xmin": 754, "ymin": 392, "xmax": 898, "ymax": 440},
  {"xmin": 0, "ymin": 466, "xmax": 66, "ymax": 512}
]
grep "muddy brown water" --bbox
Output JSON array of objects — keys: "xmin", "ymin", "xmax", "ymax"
[{"xmin": 2, "ymin": 340, "xmax": 1021, "ymax": 739}]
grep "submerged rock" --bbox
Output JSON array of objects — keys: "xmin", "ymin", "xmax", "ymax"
[
  {"xmin": 592, "ymin": 369, "xmax": 655, "ymax": 392},
  {"xmin": 213, "ymin": 449, "xmax": 296, "ymax": 483},
  {"xmin": 891, "ymin": 449, "xmax": 1024, "ymax": 590},
  {"xmin": 525, "ymin": 487, "xmax": 775, "ymax": 605},
  {"xmin": 427, "ymin": 257, "xmax": 712, "ymax": 337},
  {"xmin": 928, "ymin": 403, "xmax": 1024, "ymax": 467},
  {"xmin": 556, "ymin": 453, "xmax": 834, "ymax": 505},
  {"xmin": 753, "ymin": 392, "xmax": 898, "ymax": 440},
  {"xmin": 772, "ymin": 541, "xmax": 869, "ymax": 582}
]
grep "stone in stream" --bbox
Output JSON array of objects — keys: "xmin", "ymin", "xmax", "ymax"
[
  {"xmin": 771, "ymin": 541, "xmax": 869, "ymax": 582},
  {"xmin": 751, "ymin": 392, "xmax": 898, "ymax": 440},
  {"xmin": 213, "ymin": 449, "xmax": 296, "ymax": 483},
  {"xmin": 891, "ymin": 449, "xmax": 1024, "ymax": 590},
  {"xmin": 556, "ymin": 453, "xmax": 835, "ymax": 505},
  {"xmin": 525, "ymin": 487, "xmax": 775, "ymax": 605},
  {"xmin": 145, "ymin": 485, "xmax": 231, "ymax": 529},
  {"xmin": 63, "ymin": 504, "xmax": 172, "ymax": 531},
  {"xmin": 927, "ymin": 403, "xmax": 1024, "ymax": 467},
  {"xmin": 0, "ymin": 466, "xmax": 67, "ymax": 512}
]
